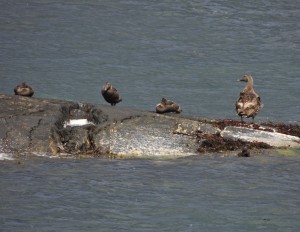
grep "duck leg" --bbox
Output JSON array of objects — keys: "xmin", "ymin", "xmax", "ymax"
[{"xmin": 240, "ymin": 116, "xmax": 244, "ymax": 124}]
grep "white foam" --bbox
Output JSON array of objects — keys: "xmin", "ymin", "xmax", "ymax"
[
  {"xmin": 0, "ymin": 153, "xmax": 14, "ymax": 160},
  {"xmin": 31, "ymin": 152, "xmax": 53, "ymax": 158},
  {"xmin": 64, "ymin": 119, "xmax": 95, "ymax": 128},
  {"xmin": 32, "ymin": 152, "xmax": 73, "ymax": 158}
]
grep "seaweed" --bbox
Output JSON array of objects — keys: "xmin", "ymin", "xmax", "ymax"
[
  {"xmin": 197, "ymin": 132, "xmax": 271, "ymax": 153},
  {"xmin": 196, "ymin": 118, "xmax": 299, "ymax": 154},
  {"xmin": 208, "ymin": 119, "xmax": 299, "ymax": 137}
]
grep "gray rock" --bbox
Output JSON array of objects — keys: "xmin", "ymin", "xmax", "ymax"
[
  {"xmin": 221, "ymin": 126, "xmax": 300, "ymax": 147},
  {"xmin": 0, "ymin": 94, "xmax": 204, "ymax": 157},
  {"xmin": 93, "ymin": 115, "xmax": 200, "ymax": 157},
  {"xmin": 1, "ymin": 94, "xmax": 299, "ymax": 158}
]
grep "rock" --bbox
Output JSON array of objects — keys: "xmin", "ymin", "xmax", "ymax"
[
  {"xmin": 221, "ymin": 126, "xmax": 300, "ymax": 147},
  {"xmin": 0, "ymin": 94, "xmax": 67, "ymax": 153},
  {"xmin": 0, "ymin": 94, "xmax": 204, "ymax": 157},
  {"xmin": 93, "ymin": 115, "xmax": 200, "ymax": 157},
  {"xmin": 0, "ymin": 94, "xmax": 299, "ymax": 158},
  {"xmin": 174, "ymin": 118, "xmax": 220, "ymax": 135}
]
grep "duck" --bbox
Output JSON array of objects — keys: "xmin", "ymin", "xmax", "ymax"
[
  {"xmin": 14, "ymin": 82, "xmax": 34, "ymax": 97},
  {"xmin": 237, "ymin": 146, "xmax": 250, "ymax": 157},
  {"xmin": 101, "ymin": 82, "xmax": 122, "ymax": 106},
  {"xmin": 235, "ymin": 74, "xmax": 263, "ymax": 123},
  {"xmin": 155, "ymin": 98, "xmax": 182, "ymax": 114}
]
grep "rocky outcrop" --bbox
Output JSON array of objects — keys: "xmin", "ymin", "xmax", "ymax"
[{"xmin": 0, "ymin": 94, "xmax": 299, "ymax": 158}]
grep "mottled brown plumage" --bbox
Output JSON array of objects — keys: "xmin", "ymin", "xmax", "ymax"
[
  {"xmin": 156, "ymin": 98, "xmax": 182, "ymax": 114},
  {"xmin": 235, "ymin": 74, "xmax": 263, "ymax": 123},
  {"xmin": 101, "ymin": 82, "xmax": 122, "ymax": 106},
  {"xmin": 14, "ymin": 82, "xmax": 34, "ymax": 97}
]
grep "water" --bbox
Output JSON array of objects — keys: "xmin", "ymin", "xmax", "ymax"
[
  {"xmin": 0, "ymin": 1, "xmax": 300, "ymax": 231},
  {"xmin": 1, "ymin": 156, "xmax": 300, "ymax": 231},
  {"xmin": 0, "ymin": 0, "xmax": 299, "ymax": 122}
]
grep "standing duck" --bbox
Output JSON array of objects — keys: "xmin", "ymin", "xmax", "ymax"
[
  {"xmin": 101, "ymin": 82, "xmax": 122, "ymax": 106},
  {"xmin": 14, "ymin": 82, "xmax": 34, "ymax": 97},
  {"xmin": 235, "ymin": 74, "xmax": 263, "ymax": 123},
  {"xmin": 156, "ymin": 98, "xmax": 182, "ymax": 114}
]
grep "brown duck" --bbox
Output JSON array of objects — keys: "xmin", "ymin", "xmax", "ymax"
[
  {"xmin": 235, "ymin": 74, "xmax": 263, "ymax": 123},
  {"xmin": 237, "ymin": 146, "xmax": 250, "ymax": 157},
  {"xmin": 14, "ymin": 82, "xmax": 34, "ymax": 97},
  {"xmin": 101, "ymin": 82, "xmax": 122, "ymax": 106},
  {"xmin": 156, "ymin": 98, "xmax": 182, "ymax": 114}
]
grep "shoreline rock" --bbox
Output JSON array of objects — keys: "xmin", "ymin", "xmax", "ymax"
[{"xmin": 0, "ymin": 94, "xmax": 299, "ymax": 158}]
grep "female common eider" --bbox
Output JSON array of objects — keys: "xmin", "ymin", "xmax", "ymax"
[
  {"xmin": 101, "ymin": 82, "xmax": 122, "ymax": 106},
  {"xmin": 14, "ymin": 82, "xmax": 34, "ymax": 97},
  {"xmin": 156, "ymin": 98, "xmax": 182, "ymax": 114},
  {"xmin": 235, "ymin": 74, "xmax": 263, "ymax": 123}
]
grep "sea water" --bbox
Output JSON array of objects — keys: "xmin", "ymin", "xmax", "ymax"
[
  {"xmin": 0, "ymin": 0, "xmax": 299, "ymax": 122},
  {"xmin": 1, "ymin": 156, "xmax": 300, "ymax": 231},
  {"xmin": 0, "ymin": 0, "xmax": 300, "ymax": 231}
]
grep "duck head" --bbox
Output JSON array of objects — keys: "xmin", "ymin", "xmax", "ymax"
[
  {"xmin": 161, "ymin": 98, "xmax": 168, "ymax": 105},
  {"xmin": 238, "ymin": 74, "xmax": 252, "ymax": 82},
  {"xmin": 102, "ymin": 82, "xmax": 112, "ymax": 91}
]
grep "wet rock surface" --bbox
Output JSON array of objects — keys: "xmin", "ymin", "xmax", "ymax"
[
  {"xmin": 0, "ymin": 94, "xmax": 299, "ymax": 158},
  {"xmin": 197, "ymin": 119, "xmax": 300, "ymax": 153}
]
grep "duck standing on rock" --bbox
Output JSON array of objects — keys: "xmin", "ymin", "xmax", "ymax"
[
  {"xmin": 156, "ymin": 98, "xmax": 182, "ymax": 114},
  {"xmin": 101, "ymin": 82, "xmax": 122, "ymax": 106},
  {"xmin": 235, "ymin": 74, "xmax": 263, "ymax": 123},
  {"xmin": 14, "ymin": 82, "xmax": 34, "ymax": 97}
]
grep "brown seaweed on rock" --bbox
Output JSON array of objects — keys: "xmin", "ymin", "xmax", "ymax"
[
  {"xmin": 260, "ymin": 122, "xmax": 300, "ymax": 138},
  {"xmin": 197, "ymin": 132, "xmax": 271, "ymax": 153},
  {"xmin": 196, "ymin": 118, "xmax": 299, "ymax": 154},
  {"xmin": 210, "ymin": 119, "xmax": 300, "ymax": 137}
]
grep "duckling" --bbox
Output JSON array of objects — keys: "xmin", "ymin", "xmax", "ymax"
[
  {"xmin": 237, "ymin": 146, "xmax": 250, "ymax": 157},
  {"xmin": 14, "ymin": 82, "xmax": 34, "ymax": 97},
  {"xmin": 156, "ymin": 98, "xmax": 182, "ymax": 114},
  {"xmin": 101, "ymin": 82, "xmax": 122, "ymax": 106},
  {"xmin": 235, "ymin": 74, "xmax": 263, "ymax": 123}
]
